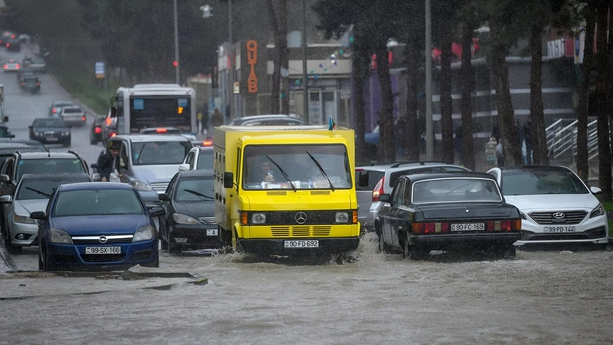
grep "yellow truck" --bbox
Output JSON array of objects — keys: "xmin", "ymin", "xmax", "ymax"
[{"xmin": 213, "ymin": 125, "xmax": 360, "ymax": 256}]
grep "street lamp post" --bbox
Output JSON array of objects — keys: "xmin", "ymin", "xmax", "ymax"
[
  {"xmin": 302, "ymin": 0, "xmax": 309, "ymax": 124},
  {"xmin": 425, "ymin": 0, "xmax": 433, "ymax": 160},
  {"xmin": 173, "ymin": 0, "xmax": 180, "ymax": 85},
  {"xmin": 227, "ymin": 0, "xmax": 233, "ymax": 120}
]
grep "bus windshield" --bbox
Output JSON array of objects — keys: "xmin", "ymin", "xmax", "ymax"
[{"xmin": 129, "ymin": 96, "xmax": 191, "ymax": 133}]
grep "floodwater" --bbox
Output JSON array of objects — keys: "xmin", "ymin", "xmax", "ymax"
[{"xmin": 1, "ymin": 234, "xmax": 613, "ymax": 345}]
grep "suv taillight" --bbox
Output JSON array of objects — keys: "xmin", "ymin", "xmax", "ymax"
[{"xmin": 372, "ymin": 177, "xmax": 385, "ymax": 202}]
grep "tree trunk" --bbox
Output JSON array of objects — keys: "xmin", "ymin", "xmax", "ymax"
[
  {"xmin": 440, "ymin": 25, "xmax": 454, "ymax": 165},
  {"xmin": 266, "ymin": 0, "xmax": 280, "ymax": 113},
  {"xmin": 375, "ymin": 46, "xmax": 395, "ymax": 163},
  {"xmin": 405, "ymin": 44, "xmax": 420, "ymax": 162},
  {"xmin": 279, "ymin": 0, "xmax": 289, "ymax": 115},
  {"xmin": 596, "ymin": 5, "xmax": 611, "ymax": 200},
  {"xmin": 491, "ymin": 48, "xmax": 522, "ymax": 167},
  {"xmin": 577, "ymin": 5, "xmax": 596, "ymax": 182},
  {"xmin": 353, "ymin": 47, "xmax": 370, "ymax": 163},
  {"xmin": 529, "ymin": 24, "xmax": 548, "ymax": 166},
  {"xmin": 460, "ymin": 23, "xmax": 475, "ymax": 171}
]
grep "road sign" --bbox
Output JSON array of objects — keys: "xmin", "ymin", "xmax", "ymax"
[{"xmin": 95, "ymin": 62, "xmax": 105, "ymax": 79}]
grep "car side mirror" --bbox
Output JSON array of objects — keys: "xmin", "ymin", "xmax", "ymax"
[
  {"xmin": 30, "ymin": 211, "xmax": 47, "ymax": 220},
  {"xmin": 159, "ymin": 193, "xmax": 170, "ymax": 201},
  {"xmin": 90, "ymin": 163, "xmax": 98, "ymax": 169},
  {"xmin": 0, "ymin": 174, "xmax": 9, "ymax": 183},
  {"xmin": 357, "ymin": 172, "xmax": 369, "ymax": 187},
  {"xmin": 178, "ymin": 163, "xmax": 189, "ymax": 171},
  {"xmin": 590, "ymin": 186, "xmax": 602, "ymax": 194},
  {"xmin": 91, "ymin": 173, "xmax": 101, "ymax": 181},
  {"xmin": 224, "ymin": 172, "xmax": 234, "ymax": 188},
  {"xmin": 149, "ymin": 207, "xmax": 166, "ymax": 217},
  {"xmin": 0, "ymin": 195, "xmax": 11, "ymax": 203},
  {"xmin": 379, "ymin": 194, "xmax": 391, "ymax": 203},
  {"xmin": 3, "ymin": 116, "xmax": 8, "ymax": 122}
]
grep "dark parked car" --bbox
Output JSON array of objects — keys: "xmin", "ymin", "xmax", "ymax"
[
  {"xmin": 5, "ymin": 38, "xmax": 20, "ymax": 51},
  {"xmin": 29, "ymin": 117, "xmax": 71, "ymax": 146},
  {"xmin": 376, "ymin": 172, "xmax": 522, "ymax": 260},
  {"xmin": 158, "ymin": 170, "xmax": 219, "ymax": 253},
  {"xmin": 31, "ymin": 182, "xmax": 165, "ymax": 271},
  {"xmin": 89, "ymin": 114, "xmax": 106, "ymax": 144},
  {"xmin": 19, "ymin": 72, "xmax": 40, "ymax": 93}
]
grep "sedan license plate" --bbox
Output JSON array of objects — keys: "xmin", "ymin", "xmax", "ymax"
[
  {"xmin": 46, "ymin": 137, "xmax": 58, "ymax": 141},
  {"xmin": 544, "ymin": 226, "xmax": 576, "ymax": 233},
  {"xmin": 206, "ymin": 229, "xmax": 218, "ymax": 236},
  {"xmin": 85, "ymin": 247, "xmax": 121, "ymax": 254},
  {"xmin": 451, "ymin": 223, "xmax": 485, "ymax": 231},
  {"xmin": 284, "ymin": 240, "xmax": 319, "ymax": 248}
]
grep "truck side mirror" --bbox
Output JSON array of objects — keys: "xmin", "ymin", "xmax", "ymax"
[{"xmin": 224, "ymin": 172, "xmax": 234, "ymax": 188}]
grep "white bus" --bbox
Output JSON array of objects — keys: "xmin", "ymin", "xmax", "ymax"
[{"xmin": 103, "ymin": 84, "xmax": 197, "ymax": 144}]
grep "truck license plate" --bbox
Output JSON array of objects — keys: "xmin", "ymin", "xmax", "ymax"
[
  {"xmin": 85, "ymin": 247, "xmax": 121, "ymax": 254},
  {"xmin": 284, "ymin": 240, "xmax": 319, "ymax": 248}
]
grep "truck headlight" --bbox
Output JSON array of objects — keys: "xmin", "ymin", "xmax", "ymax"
[
  {"xmin": 50, "ymin": 228, "xmax": 73, "ymax": 244},
  {"xmin": 590, "ymin": 203, "xmax": 605, "ymax": 218},
  {"xmin": 251, "ymin": 213, "xmax": 266, "ymax": 224},
  {"xmin": 335, "ymin": 212, "xmax": 349, "ymax": 223},
  {"xmin": 131, "ymin": 180, "xmax": 153, "ymax": 191},
  {"xmin": 133, "ymin": 225, "xmax": 155, "ymax": 242},
  {"xmin": 173, "ymin": 213, "xmax": 199, "ymax": 225},
  {"xmin": 14, "ymin": 214, "xmax": 36, "ymax": 224}
]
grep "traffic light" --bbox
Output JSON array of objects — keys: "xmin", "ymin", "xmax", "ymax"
[
  {"xmin": 173, "ymin": 61, "xmax": 178, "ymax": 67},
  {"xmin": 200, "ymin": 5, "xmax": 213, "ymax": 18}
]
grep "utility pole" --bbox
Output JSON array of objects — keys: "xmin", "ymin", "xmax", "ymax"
[
  {"xmin": 425, "ymin": 0, "xmax": 433, "ymax": 160},
  {"xmin": 227, "ymin": 0, "xmax": 233, "ymax": 120},
  {"xmin": 302, "ymin": 0, "xmax": 309, "ymax": 124},
  {"xmin": 173, "ymin": 0, "xmax": 180, "ymax": 85}
]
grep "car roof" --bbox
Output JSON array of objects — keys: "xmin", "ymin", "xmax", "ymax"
[
  {"xmin": 52, "ymin": 101, "xmax": 74, "ymax": 106},
  {"xmin": 356, "ymin": 161, "xmax": 467, "ymax": 172},
  {"xmin": 498, "ymin": 165, "xmax": 573, "ymax": 173},
  {"xmin": 230, "ymin": 114, "xmax": 303, "ymax": 124},
  {"xmin": 13, "ymin": 151, "xmax": 83, "ymax": 159},
  {"xmin": 113, "ymin": 134, "xmax": 191, "ymax": 143},
  {"xmin": 58, "ymin": 181, "xmax": 133, "ymax": 192},
  {"xmin": 403, "ymin": 171, "xmax": 496, "ymax": 182},
  {"xmin": 62, "ymin": 105, "xmax": 82, "ymax": 110},
  {"xmin": 178, "ymin": 169, "xmax": 214, "ymax": 178},
  {"xmin": 20, "ymin": 173, "xmax": 92, "ymax": 181},
  {"xmin": 0, "ymin": 139, "xmax": 47, "ymax": 151}
]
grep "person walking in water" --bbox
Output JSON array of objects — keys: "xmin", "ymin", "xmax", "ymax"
[{"xmin": 211, "ymin": 107, "xmax": 224, "ymax": 128}]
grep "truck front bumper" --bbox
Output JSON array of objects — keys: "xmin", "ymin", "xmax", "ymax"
[{"xmin": 238, "ymin": 237, "xmax": 360, "ymax": 255}]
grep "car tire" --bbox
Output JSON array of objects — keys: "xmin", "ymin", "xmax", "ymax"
[
  {"xmin": 160, "ymin": 236, "xmax": 168, "ymax": 250},
  {"xmin": 501, "ymin": 244, "xmax": 517, "ymax": 259},
  {"xmin": 4, "ymin": 227, "xmax": 21, "ymax": 254},
  {"xmin": 403, "ymin": 233, "xmax": 428, "ymax": 260},
  {"xmin": 38, "ymin": 251, "xmax": 44, "ymax": 271},
  {"xmin": 167, "ymin": 237, "xmax": 180, "ymax": 255},
  {"xmin": 378, "ymin": 229, "xmax": 390, "ymax": 254}
]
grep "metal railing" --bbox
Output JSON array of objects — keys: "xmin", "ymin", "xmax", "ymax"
[{"xmin": 545, "ymin": 117, "xmax": 598, "ymax": 164}]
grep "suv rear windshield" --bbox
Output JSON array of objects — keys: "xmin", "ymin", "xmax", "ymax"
[
  {"xmin": 355, "ymin": 170, "xmax": 385, "ymax": 191},
  {"xmin": 63, "ymin": 108, "xmax": 83, "ymax": 114},
  {"xmin": 388, "ymin": 166, "xmax": 468, "ymax": 188},
  {"xmin": 16, "ymin": 159, "xmax": 86, "ymax": 181}
]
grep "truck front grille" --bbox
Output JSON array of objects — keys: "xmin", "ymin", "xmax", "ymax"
[{"xmin": 270, "ymin": 226, "xmax": 331, "ymax": 237}]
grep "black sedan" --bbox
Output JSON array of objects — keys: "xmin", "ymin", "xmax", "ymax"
[
  {"xmin": 376, "ymin": 172, "xmax": 521, "ymax": 260},
  {"xmin": 89, "ymin": 115, "xmax": 106, "ymax": 144},
  {"xmin": 28, "ymin": 118, "xmax": 71, "ymax": 147},
  {"xmin": 158, "ymin": 169, "xmax": 219, "ymax": 254}
]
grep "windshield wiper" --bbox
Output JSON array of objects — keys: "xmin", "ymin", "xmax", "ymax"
[
  {"xmin": 306, "ymin": 151, "xmax": 335, "ymax": 191},
  {"xmin": 183, "ymin": 189, "xmax": 214, "ymax": 199},
  {"xmin": 266, "ymin": 155, "xmax": 296, "ymax": 192},
  {"xmin": 25, "ymin": 186, "xmax": 52, "ymax": 198}
]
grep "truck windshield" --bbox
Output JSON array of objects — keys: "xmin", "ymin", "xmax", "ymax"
[{"xmin": 242, "ymin": 144, "xmax": 352, "ymax": 190}]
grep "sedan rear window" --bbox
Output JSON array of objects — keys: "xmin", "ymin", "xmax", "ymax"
[{"xmin": 413, "ymin": 178, "xmax": 502, "ymax": 204}]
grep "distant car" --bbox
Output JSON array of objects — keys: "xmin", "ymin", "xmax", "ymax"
[
  {"xmin": 30, "ymin": 57, "xmax": 46, "ymax": 74},
  {"xmin": 0, "ymin": 139, "xmax": 47, "ymax": 152},
  {"xmin": 487, "ymin": 166, "xmax": 609, "ymax": 249},
  {"xmin": 376, "ymin": 172, "xmax": 522, "ymax": 260},
  {"xmin": 0, "ymin": 31, "xmax": 14, "ymax": 46},
  {"xmin": 28, "ymin": 117, "xmax": 71, "ymax": 146},
  {"xmin": 139, "ymin": 127, "xmax": 196, "ymax": 141},
  {"xmin": 89, "ymin": 115, "xmax": 106, "ymax": 145},
  {"xmin": 158, "ymin": 170, "xmax": 219, "ymax": 253},
  {"xmin": 0, "ymin": 173, "xmax": 93, "ymax": 254},
  {"xmin": 356, "ymin": 161, "xmax": 469, "ymax": 232},
  {"xmin": 19, "ymin": 72, "xmax": 41, "ymax": 93},
  {"xmin": 60, "ymin": 105, "xmax": 87, "ymax": 127},
  {"xmin": 179, "ymin": 146, "xmax": 214, "ymax": 171},
  {"xmin": 31, "ymin": 182, "xmax": 165, "ymax": 271},
  {"xmin": 48, "ymin": 100, "xmax": 75, "ymax": 117},
  {"xmin": 0, "ymin": 124, "xmax": 14, "ymax": 139},
  {"xmin": 21, "ymin": 57, "xmax": 33, "ymax": 69},
  {"xmin": 3, "ymin": 59, "xmax": 20, "ymax": 72},
  {"xmin": 228, "ymin": 114, "xmax": 304, "ymax": 126},
  {"xmin": 5, "ymin": 38, "xmax": 20, "ymax": 51}
]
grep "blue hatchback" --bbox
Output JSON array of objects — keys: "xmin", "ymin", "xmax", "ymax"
[{"xmin": 31, "ymin": 182, "xmax": 165, "ymax": 271}]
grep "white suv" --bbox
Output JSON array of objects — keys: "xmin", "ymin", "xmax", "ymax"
[{"xmin": 356, "ymin": 161, "xmax": 469, "ymax": 232}]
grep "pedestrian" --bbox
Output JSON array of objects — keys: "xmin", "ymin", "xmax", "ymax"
[
  {"xmin": 197, "ymin": 111, "xmax": 203, "ymax": 134},
  {"xmin": 523, "ymin": 118, "xmax": 533, "ymax": 165},
  {"xmin": 97, "ymin": 142, "xmax": 122, "ymax": 182},
  {"xmin": 393, "ymin": 116, "xmax": 408, "ymax": 159},
  {"xmin": 211, "ymin": 107, "xmax": 224, "ymax": 128},
  {"xmin": 200, "ymin": 103, "xmax": 209, "ymax": 135},
  {"xmin": 515, "ymin": 119, "xmax": 525, "ymax": 163},
  {"xmin": 454, "ymin": 125, "xmax": 463, "ymax": 166},
  {"xmin": 496, "ymin": 137, "xmax": 505, "ymax": 168},
  {"xmin": 485, "ymin": 136, "xmax": 498, "ymax": 170}
]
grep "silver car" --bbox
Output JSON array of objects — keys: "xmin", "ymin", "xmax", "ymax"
[
  {"xmin": 60, "ymin": 105, "xmax": 87, "ymax": 127},
  {"xmin": 0, "ymin": 173, "xmax": 92, "ymax": 253},
  {"xmin": 356, "ymin": 162, "xmax": 469, "ymax": 233}
]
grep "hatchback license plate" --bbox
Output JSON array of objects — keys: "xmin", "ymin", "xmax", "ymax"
[
  {"xmin": 85, "ymin": 247, "xmax": 121, "ymax": 254},
  {"xmin": 206, "ymin": 229, "xmax": 218, "ymax": 236},
  {"xmin": 284, "ymin": 240, "xmax": 319, "ymax": 248},
  {"xmin": 544, "ymin": 226, "xmax": 576, "ymax": 233},
  {"xmin": 451, "ymin": 223, "xmax": 485, "ymax": 231}
]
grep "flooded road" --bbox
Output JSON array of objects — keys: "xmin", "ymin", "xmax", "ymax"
[{"xmin": 2, "ymin": 234, "xmax": 613, "ymax": 345}]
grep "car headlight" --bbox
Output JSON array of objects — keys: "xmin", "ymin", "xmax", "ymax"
[
  {"xmin": 50, "ymin": 228, "xmax": 73, "ymax": 244},
  {"xmin": 251, "ymin": 213, "xmax": 266, "ymax": 224},
  {"xmin": 173, "ymin": 213, "xmax": 199, "ymax": 225},
  {"xmin": 335, "ymin": 212, "xmax": 349, "ymax": 223},
  {"xmin": 131, "ymin": 180, "xmax": 153, "ymax": 191},
  {"xmin": 62, "ymin": 131, "xmax": 70, "ymax": 136},
  {"xmin": 133, "ymin": 225, "xmax": 155, "ymax": 242},
  {"xmin": 590, "ymin": 203, "xmax": 605, "ymax": 218},
  {"xmin": 34, "ymin": 131, "xmax": 42, "ymax": 136},
  {"xmin": 14, "ymin": 213, "xmax": 36, "ymax": 224}
]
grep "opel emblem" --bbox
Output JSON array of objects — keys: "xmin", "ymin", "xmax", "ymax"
[
  {"xmin": 99, "ymin": 235, "xmax": 108, "ymax": 243},
  {"xmin": 552, "ymin": 212, "xmax": 565, "ymax": 219},
  {"xmin": 295, "ymin": 212, "xmax": 307, "ymax": 224}
]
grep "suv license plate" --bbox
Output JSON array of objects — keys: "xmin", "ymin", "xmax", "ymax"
[
  {"xmin": 451, "ymin": 223, "xmax": 485, "ymax": 231},
  {"xmin": 284, "ymin": 240, "xmax": 319, "ymax": 248},
  {"xmin": 85, "ymin": 247, "xmax": 121, "ymax": 254}
]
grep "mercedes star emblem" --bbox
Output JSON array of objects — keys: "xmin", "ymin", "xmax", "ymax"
[{"xmin": 295, "ymin": 212, "xmax": 307, "ymax": 224}]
